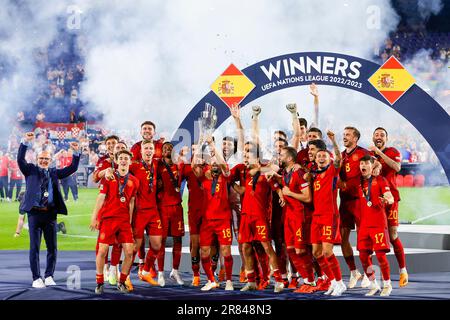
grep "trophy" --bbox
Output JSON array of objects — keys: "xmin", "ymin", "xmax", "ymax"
[{"xmin": 199, "ymin": 103, "xmax": 218, "ymax": 137}]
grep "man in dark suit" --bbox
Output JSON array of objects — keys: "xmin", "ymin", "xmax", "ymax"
[{"xmin": 18, "ymin": 132, "xmax": 80, "ymax": 288}]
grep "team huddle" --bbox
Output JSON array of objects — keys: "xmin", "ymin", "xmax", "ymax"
[{"xmin": 89, "ymin": 102, "xmax": 408, "ymax": 297}]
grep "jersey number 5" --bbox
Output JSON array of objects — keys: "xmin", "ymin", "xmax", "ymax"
[{"xmin": 314, "ymin": 181, "xmax": 321, "ymax": 191}]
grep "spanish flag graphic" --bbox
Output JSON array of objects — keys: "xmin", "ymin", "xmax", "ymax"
[
  {"xmin": 368, "ymin": 56, "xmax": 415, "ymax": 105},
  {"xmin": 211, "ymin": 64, "xmax": 255, "ymax": 108}
]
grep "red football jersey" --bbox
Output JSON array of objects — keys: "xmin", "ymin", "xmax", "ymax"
[
  {"xmin": 359, "ymin": 175, "xmax": 390, "ymax": 228},
  {"xmin": 296, "ymin": 147, "xmax": 310, "ymax": 168},
  {"xmin": 313, "ymin": 164, "xmax": 340, "ymax": 217},
  {"xmin": 340, "ymin": 146, "xmax": 369, "ymax": 200},
  {"xmin": 93, "ymin": 155, "xmax": 116, "ymax": 183},
  {"xmin": 281, "ymin": 168, "xmax": 309, "ymax": 221},
  {"xmin": 156, "ymin": 159, "xmax": 183, "ymax": 206},
  {"xmin": 129, "ymin": 159, "xmax": 159, "ymax": 210},
  {"xmin": 0, "ymin": 156, "xmax": 8, "ymax": 177},
  {"xmin": 182, "ymin": 164, "xmax": 206, "ymax": 212},
  {"xmin": 241, "ymin": 171, "xmax": 279, "ymax": 219},
  {"xmin": 200, "ymin": 173, "xmax": 232, "ymax": 220},
  {"xmin": 9, "ymin": 160, "xmax": 23, "ymax": 180},
  {"xmin": 98, "ymin": 173, "xmax": 139, "ymax": 220},
  {"xmin": 371, "ymin": 147, "xmax": 401, "ymax": 202},
  {"xmin": 130, "ymin": 140, "xmax": 163, "ymax": 162}
]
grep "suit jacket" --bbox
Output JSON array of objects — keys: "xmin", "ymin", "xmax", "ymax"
[{"xmin": 17, "ymin": 143, "xmax": 80, "ymax": 215}]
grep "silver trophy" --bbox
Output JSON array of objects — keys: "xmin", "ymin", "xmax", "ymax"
[{"xmin": 199, "ymin": 103, "xmax": 218, "ymax": 136}]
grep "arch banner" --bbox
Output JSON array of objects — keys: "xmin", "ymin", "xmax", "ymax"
[{"xmin": 172, "ymin": 52, "xmax": 450, "ymax": 183}]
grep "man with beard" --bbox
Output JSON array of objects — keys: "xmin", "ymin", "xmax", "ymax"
[
  {"xmin": 369, "ymin": 127, "xmax": 408, "ymax": 287},
  {"xmin": 232, "ymin": 141, "xmax": 286, "ymax": 293},
  {"xmin": 219, "ymin": 105, "xmax": 245, "ymax": 282},
  {"xmin": 192, "ymin": 135, "xmax": 234, "ymax": 291},
  {"xmin": 131, "ymin": 121, "xmax": 163, "ymax": 162},
  {"xmin": 339, "ymin": 127, "xmax": 371, "ymax": 288},
  {"xmin": 296, "ymin": 128, "xmax": 323, "ymax": 169},
  {"xmin": 276, "ymin": 146, "xmax": 316, "ymax": 290}
]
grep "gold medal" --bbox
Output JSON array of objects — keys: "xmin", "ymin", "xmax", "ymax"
[{"xmin": 175, "ymin": 187, "xmax": 180, "ymax": 193}]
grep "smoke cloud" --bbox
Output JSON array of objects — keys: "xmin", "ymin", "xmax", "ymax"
[{"xmin": 0, "ymin": 0, "xmax": 447, "ymax": 187}]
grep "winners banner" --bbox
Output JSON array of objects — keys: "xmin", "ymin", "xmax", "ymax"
[{"xmin": 173, "ymin": 51, "xmax": 450, "ymax": 183}]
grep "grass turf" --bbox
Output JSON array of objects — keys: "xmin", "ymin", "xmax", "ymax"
[{"xmin": 0, "ymin": 186, "xmax": 449, "ymax": 250}]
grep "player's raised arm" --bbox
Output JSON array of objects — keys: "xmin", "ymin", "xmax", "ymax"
[
  {"xmin": 17, "ymin": 132, "xmax": 36, "ymax": 176},
  {"xmin": 90, "ymin": 193, "xmax": 106, "ymax": 231},
  {"xmin": 230, "ymin": 104, "xmax": 245, "ymax": 155},
  {"xmin": 310, "ymin": 83, "xmax": 319, "ymax": 127},
  {"xmin": 287, "ymin": 103, "xmax": 301, "ymax": 150},
  {"xmin": 251, "ymin": 105, "xmax": 262, "ymax": 146},
  {"xmin": 206, "ymin": 135, "xmax": 229, "ymax": 175},
  {"xmin": 369, "ymin": 145, "xmax": 401, "ymax": 173},
  {"xmin": 191, "ymin": 136, "xmax": 205, "ymax": 177},
  {"xmin": 327, "ymin": 130, "xmax": 342, "ymax": 168}
]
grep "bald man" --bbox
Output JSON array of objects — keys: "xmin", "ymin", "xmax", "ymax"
[{"xmin": 18, "ymin": 132, "xmax": 80, "ymax": 288}]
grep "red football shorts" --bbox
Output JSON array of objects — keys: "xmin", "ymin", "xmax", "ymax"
[
  {"xmin": 311, "ymin": 214, "xmax": 341, "ymax": 244},
  {"xmin": 98, "ymin": 217, "xmax": 134, "ymax": 245},
  {"xmin": 133, "ymin": 208, "xmax": 163, "ymax": 239},
  {"xmin": 339, "ymin": 198, "xmax": 361, "ymax": 230},
  {"xmin": 200, "ymin": 218, "xmax": 232, "ymax": 247},
  {"xmin": 357, "ymin": 227, "xmax": 390, "ymax": 253},
  {"xmin": 230, "ymin": 191, "xmax": 242, "ymax": 238},
  {"xmin": 271, "ymin": 205, "xmax": 284, "ymax": 244},
  {"xmin": 188, "ymin": 206, "xmax": 203, "ymax": 235},
  {"xmin": 385, "ymin": 201, "xmax": 399, "ymax": 227},
  {"xmin": 238, "ymin": 214, "xmax": 271, "ymax": 244},
  {"xmin": 159, "ymin": 204, "xmax": 185, "ymax": 238},
  {"xmin": 284, "ymin": 213, "xmax": 306, "ymax": 250},
  {"xmin": 303, "ymin": 215, "xmax": 312, "ymax": 245}
]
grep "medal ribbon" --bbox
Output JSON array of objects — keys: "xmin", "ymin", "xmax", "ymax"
[
  {"xmin": 283, "ymin": 168, "xmax": 294, "ymax": 186},
  {"xmin": 252, "ymin": 171, "xmax": 261, "ymax": 192},
  {"xmin": 142, "ymin": 160, "xmax": 154, "ymax": 192},
  {"xmin": 162, "ymin": 159, "xmax": 179, "ymax": 192},
  {"xmin": 361, "ymin": 176, "xmax": 372, "ymax": 205},
  {"xmin": 116, "ymin": 171, "xmax": 129, "ymax": 199},
  {"xmin": 211, "ymin": 176, "xmax": 218, "ymax": 196}
]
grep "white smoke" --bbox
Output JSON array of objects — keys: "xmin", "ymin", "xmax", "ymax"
[
  {"xmin": 0, "ymin": 1, "xmax": 70, "ymax": 141},
  {"xmin": 76, "ymin": 0, "xmax": 400, "ymax": 139},
  {"xmin": 418, "ymin": 0, "xmax": 444, "ymax": 21}
]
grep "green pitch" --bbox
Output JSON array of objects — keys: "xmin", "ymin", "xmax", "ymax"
[{"xmin": 0, "ymin": 187, "xmax": 449, "ymax": 251}]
